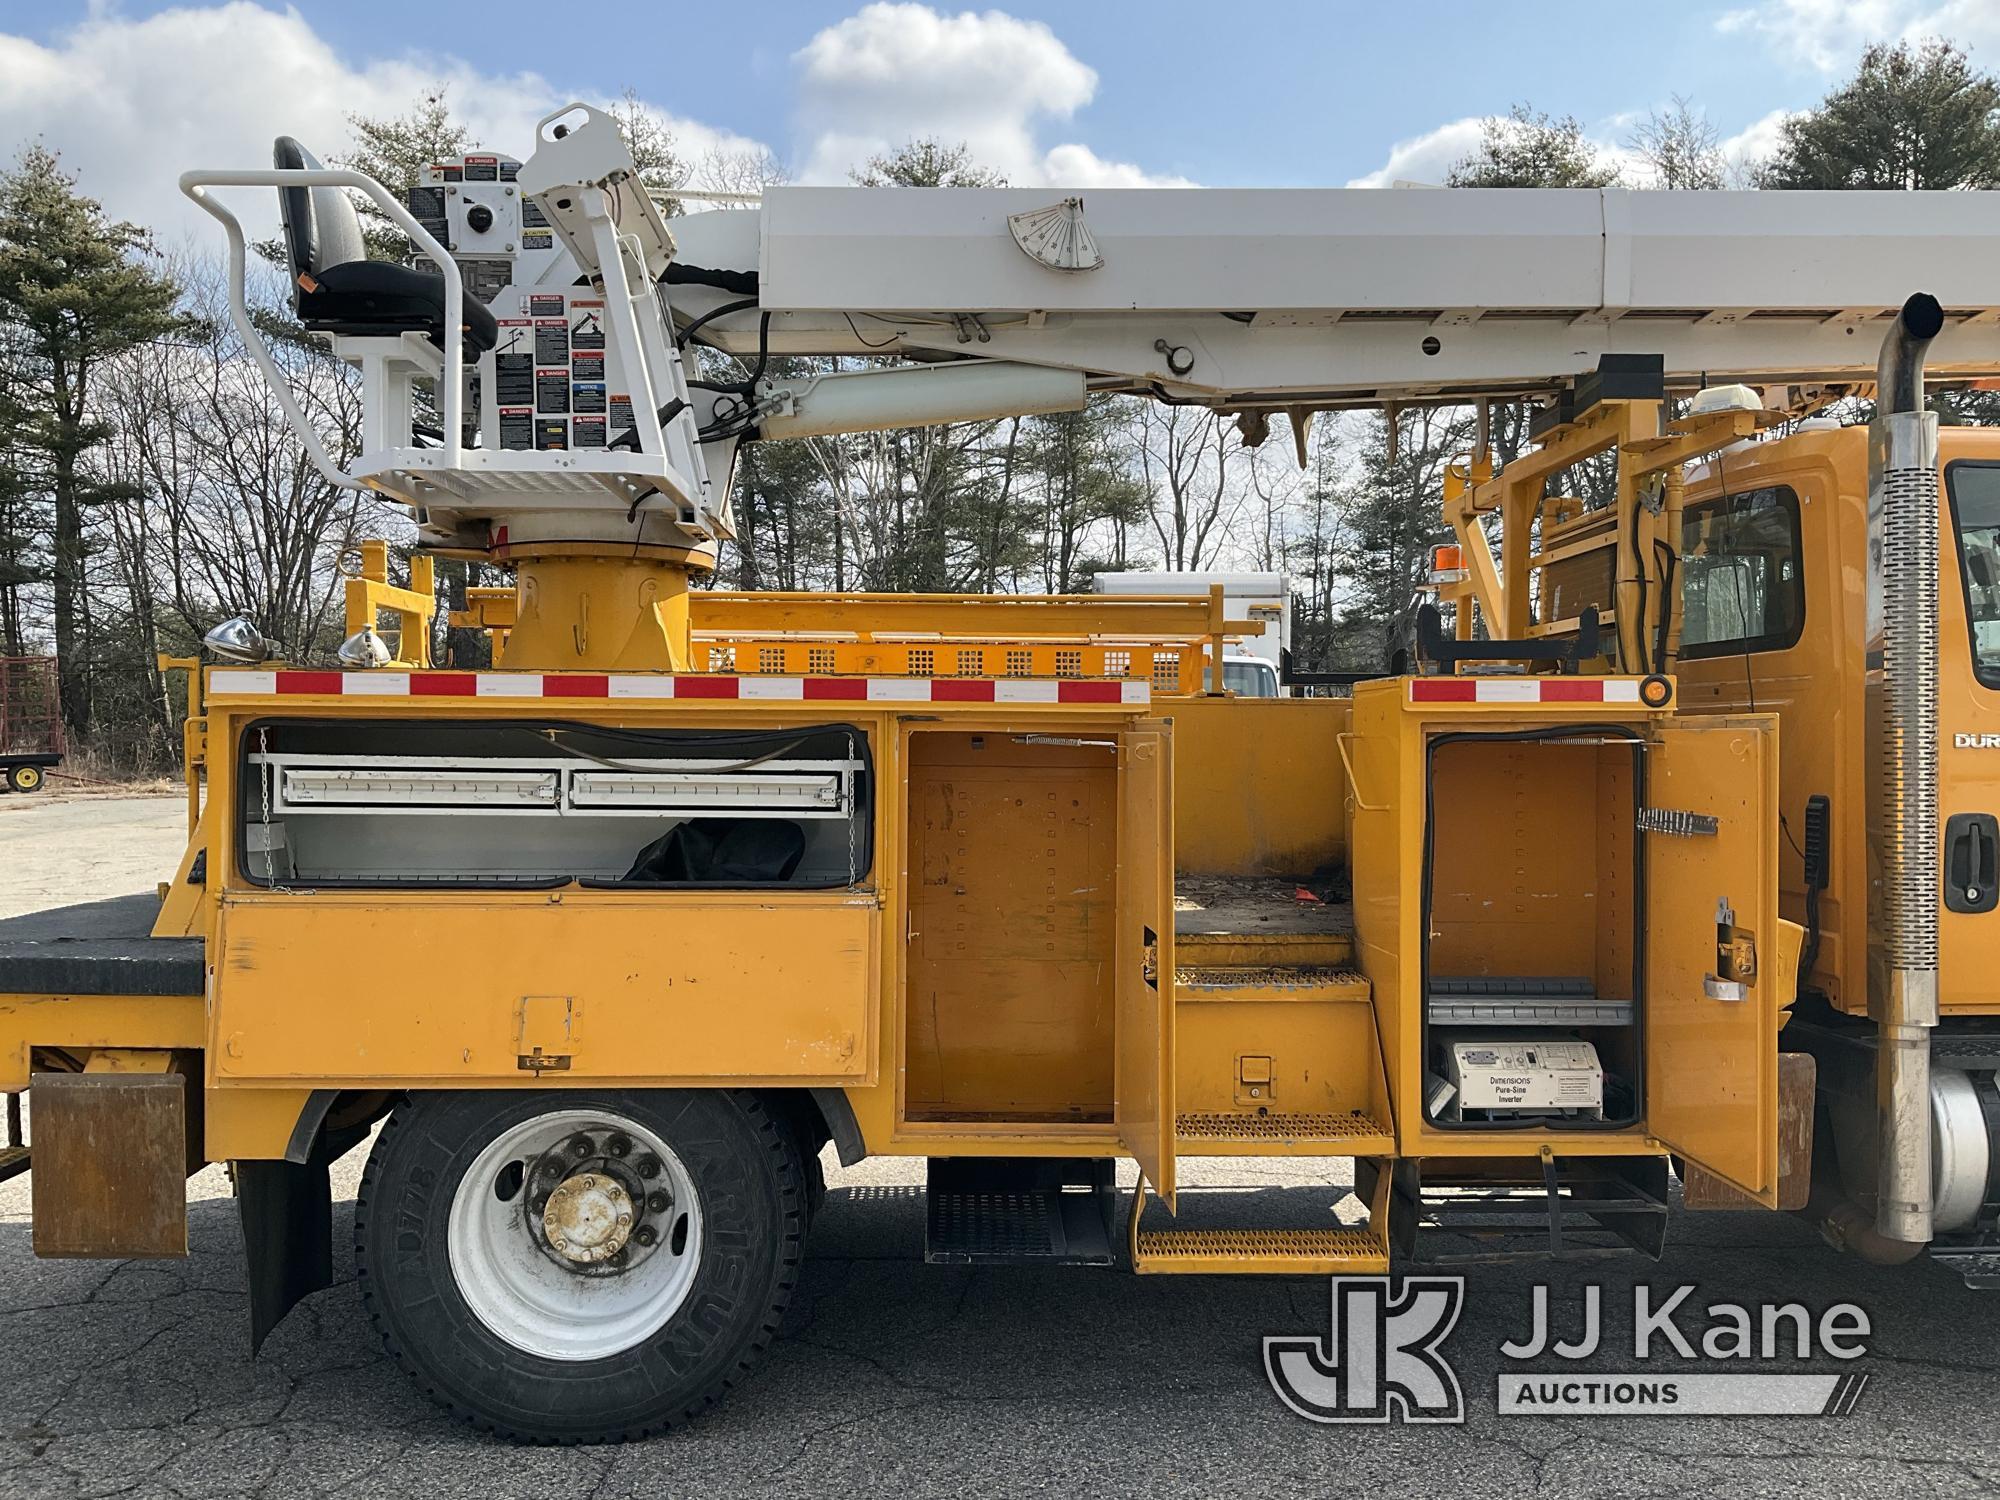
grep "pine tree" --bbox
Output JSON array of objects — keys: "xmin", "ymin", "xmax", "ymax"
[
  {"xmin": 1761, "ymin": 40, "xmax": 2000, "ymax": 190},
  {"xmin": 335, "ymin": 88, "xmax": 475, "ymax": 259},
  {"xmin": 1757, "ymin": 42, "xmax": 2000, "ymax": 427},
  {"xmin": 1331, "ymin": 408, "xmax": 1475, "ymax": 669},
  {"xmin": 0, "ymin": 145, "xmax": 181, "ymax": 734}
]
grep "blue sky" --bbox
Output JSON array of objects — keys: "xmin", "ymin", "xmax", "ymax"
[
  {"xmin": 20, "ymin": 0, "xmax": 1794, "ymax": 186},
  {"xmin": 3, "ymin": 1, "xmax": 1993, "ymax": 237}
]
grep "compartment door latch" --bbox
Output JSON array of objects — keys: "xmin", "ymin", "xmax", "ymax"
[
  {"xmin": 518, "ymin": 994, "xmax": 577, "ymax": 1071},
  {"xmin": 1704, "ymin": 899, "xmax": 1756, "ymax": 1002}
]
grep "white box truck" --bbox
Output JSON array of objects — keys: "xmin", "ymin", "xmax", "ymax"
[{"xmin": 1092, "ymin": 571, "xmax": 1291, "ymax": 696}]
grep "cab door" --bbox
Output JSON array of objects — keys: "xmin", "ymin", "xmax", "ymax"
[
  {"xmin": 1644, "ymin": 715, "xmax": 1787, "ymax": 1206},
  {"xmin": 1116, "ymin": 720, "xmax": 1176, "ymax": 1210}
]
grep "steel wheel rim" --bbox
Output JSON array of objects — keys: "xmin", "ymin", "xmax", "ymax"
[{"xmin": 446, "ymin": 1107, "xmax": 703, "ymax": 1362}]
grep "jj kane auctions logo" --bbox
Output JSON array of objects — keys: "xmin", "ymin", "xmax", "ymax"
[{"xmin": 1267, "ymin": 1278, "xmax": 1872, "ymax": 1422}]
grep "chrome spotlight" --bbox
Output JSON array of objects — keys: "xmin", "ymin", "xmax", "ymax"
[
  {"xmin": 337, "ymin": 626, "xmax": 392, "ymax": 667},
  {"xmin": 203, "ymin": 615, "xmax": 273, "ymax": 663}
]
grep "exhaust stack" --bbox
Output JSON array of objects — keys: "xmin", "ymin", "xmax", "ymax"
[{"xmin": 1872, "ymin": 291, "xmax": 1945, "ymax": 1244}]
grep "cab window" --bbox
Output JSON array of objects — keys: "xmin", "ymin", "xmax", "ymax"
[
  {"xmin": 1946, "ymin": 462, "xmax": 2000, "ymax": 688},
  {"xmin": 1679, "ymin": 485, "xmax": 1805, "ymax": 658},
  {"xmin": 1203, "ymin": 659, "xmax": 1279, "ymax": 697}
]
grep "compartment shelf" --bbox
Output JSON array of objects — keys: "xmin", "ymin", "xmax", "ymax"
[{"xmin": 1426, "ymin": 975, "xmax": 1633, "ymax": 1028}]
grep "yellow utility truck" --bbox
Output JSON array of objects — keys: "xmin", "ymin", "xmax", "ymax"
[{"xmin": 2, "ymin": 107, "xmax": 1998, "ymax": 1439}]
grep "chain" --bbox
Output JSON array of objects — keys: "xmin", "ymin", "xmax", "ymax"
[
  {"xmin": 846, "ymin": 731, "xmax": 860, "ymax": 889},
  {"xmin": 256, "ymin": 725, "xmax": 285, "ymax": 890}
]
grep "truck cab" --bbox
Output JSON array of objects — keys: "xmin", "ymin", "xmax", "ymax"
[
  {"xmin": 1680, "ymin": 423, "xmax": 2000, "ymax": 1022},
  {"xmin": 1203, "ymin": 653, "xmax": 1281, "ymax": 697},
  {"xmin": 1676, "ymin": 418, "xmax": 2000, "ymax": 1261}
]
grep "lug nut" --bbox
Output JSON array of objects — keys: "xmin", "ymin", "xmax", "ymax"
[
  {"xmin": 570, "ymin": 1136, "xmax": 593, "ymax": 1160},
  {"xmin": 647, "ymin": 1191, "xmax": 670, "ymax": 1214},
  {"xmin": 529, "ymin": 1195, "xmax": 549, "ymax": 1215},
  {"xmin": 606, "ymin": 1133, "xmax": 632, "ymax": 1158},
  {"xmin": 633, "ymin": 1224, "xmax": 658, "ymax": 1247},
  {"xmin": 635, "ymin": 1155, "xmax": 661, "ymax": 1180}
]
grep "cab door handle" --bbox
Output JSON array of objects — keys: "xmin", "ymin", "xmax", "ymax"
[{"xmin": 1946, "ymin": 813, "xmax": 2000, "ymax": 914}]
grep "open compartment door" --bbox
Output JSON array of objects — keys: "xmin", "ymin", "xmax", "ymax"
[
  {"xmin": 1116, "ymin": 720, "xmax": 1176, "ymax": 1210},
  {"xmin": 1644, "ymin": 715, "xmax": 1784, "ymax": 1207}
]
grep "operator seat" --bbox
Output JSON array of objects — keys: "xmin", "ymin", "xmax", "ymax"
[{"xmin": 273, "ymin": 136, "xmax": 497, "ymax": 358}]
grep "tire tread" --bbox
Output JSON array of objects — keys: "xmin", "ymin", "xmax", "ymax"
[{"xmin": 354, "ymin": 1088, "xmax": 806, "ymax": 1444}]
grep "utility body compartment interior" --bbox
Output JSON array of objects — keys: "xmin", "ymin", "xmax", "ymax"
[
  {"xmin": 236, "ymin": 717, "xmax": 871, "ymax": 888},
  {"xmin": 902, "ymin": 730, "xmax": 1120, "ymax": 1124},
  {"xmin": 1421, "ymin": 732, "xmax": 1643, "ymax": 1129}
]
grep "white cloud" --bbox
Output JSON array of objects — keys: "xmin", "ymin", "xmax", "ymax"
[
  {"xmin": 1040, "ymin": 142, "xmax": 1194, "ymax": 189},
  {"xmin": 1344, "ymin": 114, "xmax": 1650, "ymax": 188},
  {"xmin": 1344, "ymin": 117, "xmax": 1485, "ymax": 188},
  {"xmin": 1717, "ymin": 0, "xmax": 2000, "ymax": 73},
  {"xmin": 0, "ymin": 3, "xmax": 768, "ymax": 244},
  {"xmin": 791, "ymin": 3, "xmax": 1189, "ymax": 186},
  {"xmin": 1346, "ymin": 105, "xmax": 1800, "ymax": 190},
  {"xmin": 1718, "ymin": 107, "xmax": 1794, "ymax": 180}
]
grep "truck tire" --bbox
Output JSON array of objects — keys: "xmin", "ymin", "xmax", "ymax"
[
  {"xmin": 354, "ymin": 1088, "xmax": 805, "ymax": 1442},
  {"xmin": 7, "ymin": 764, "xmax": 43, "ymax": 793}
]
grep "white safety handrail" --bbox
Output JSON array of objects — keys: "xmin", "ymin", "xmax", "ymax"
[{"xmin": 178, "ymin": 168, "xmax": 466, "ymax": 484}]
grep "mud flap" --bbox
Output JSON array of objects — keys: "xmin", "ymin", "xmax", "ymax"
[
  {"xmin": 238, "ymin": 1154, "xmax": 333, "ymax": 1355},
  {"xmin": 31, "ymin": 1068, "xmax": 191, "ymax": 1258},
  {"xmin": 1681, "ymin": 1052, "xmax": 1818, "ymax": 1211}
]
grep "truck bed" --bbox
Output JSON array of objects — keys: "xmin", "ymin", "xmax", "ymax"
[{"xmin": 0, "ymin": 894, "xmax": 203, "ymax": 996}]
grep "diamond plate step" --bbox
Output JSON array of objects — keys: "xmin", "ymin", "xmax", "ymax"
[
  {"xmin": 1175, "ymin": 965, "xmax": 1369, "ymax": 1003},
  {"xmin": 925, "ymin": 1157, "xmax": 1117, "ymax": 1266},
  {"xmin": 1132, "ymin": 1225, "xmax": 1387, "ymax": 1275},
  {"xmin": 0, "ymin": 1145, "xmax": 28, "ymax": 1184},
  {"xmin": 1175, "ymin": 1110, "xmax": 1394, "ymax": 1156}
]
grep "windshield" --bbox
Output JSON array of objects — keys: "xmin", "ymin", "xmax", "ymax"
[
  {"xmin": 1203, "ymin": 660, "xmax": 1279, "ymax": 697},
  {"xmin": 1948, "ymin": 462, "xmax": 2000, "ymax": 688}
]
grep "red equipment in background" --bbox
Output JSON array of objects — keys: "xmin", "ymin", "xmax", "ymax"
[{"xmin": 0, "ymin": 656, "xmax": 63, "ymax": 793}]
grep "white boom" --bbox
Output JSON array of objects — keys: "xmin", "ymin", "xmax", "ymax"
[
  {"xmin": 185, "ymin": 103, "xmax": 2000, "ymax": 567},
  {"xmin": 672, "ymin": 185, "xmax": 2000, "ymax": 409}
]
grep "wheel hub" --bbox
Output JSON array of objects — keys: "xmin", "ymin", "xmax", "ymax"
[{"xmin": 541, "ymin": 1172, "xmax": 635, "ymax": 1264}]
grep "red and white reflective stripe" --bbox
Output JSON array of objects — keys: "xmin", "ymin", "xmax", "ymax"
[
  {"xmin": 1408, "ymin": 677, "xmax": 1643, "ymax": 704},
  {"xmin": 207, "ymin": 669, "xmax": 1151, "ymax": 706}
]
